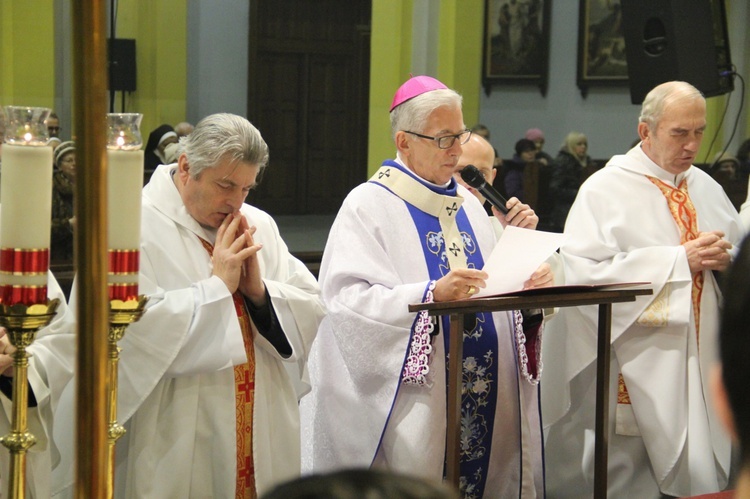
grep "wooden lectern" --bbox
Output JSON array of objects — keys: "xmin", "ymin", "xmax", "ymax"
[{"xmin": 409, "ymin": 285, "xmax": 653, "ymax": 499}]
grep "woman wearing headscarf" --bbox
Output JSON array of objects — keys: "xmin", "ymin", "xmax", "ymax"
[
  {"xmin": 143, "ymin": 124, "xmax": 178, "ymax": 181},
  {"xmin": 51, "ymin": 141, "xmax": 76, "ymax": 264}
]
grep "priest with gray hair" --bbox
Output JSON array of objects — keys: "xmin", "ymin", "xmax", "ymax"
[
  {"xmin": 301, "ymin": 76, "xmax": 552, "ymax": 498},
  {"xmin": 63, "ymin": 113, "xmax": 326, "ymax": 498},
  {"xmin": 544, "ymin": 81, "xmax": 743, "ymax": 498}
]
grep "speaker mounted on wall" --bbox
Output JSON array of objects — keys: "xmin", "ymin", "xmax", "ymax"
[
  {"xmin": 621, "ymin": 0, "xmax": 733, "ymax": 104},
  {"xmin": 108, "ymin": 38, "xmax": 137, "ymax": 92}
]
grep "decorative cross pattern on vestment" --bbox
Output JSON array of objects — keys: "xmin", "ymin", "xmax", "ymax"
[
  {"xmin": 445, "ymin": 202, "xmax": 458, "ymax": 217},
  {"xmin": 448, "ymin": 241, "xmax": 462, "ymax": 257},
  {"xmin": 198, "ymin": 237, "xmax": 257, "ymax": 498}
]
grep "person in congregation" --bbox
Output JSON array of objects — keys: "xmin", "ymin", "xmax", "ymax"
[
  {"xmin": 713, "ymin": 234, "xmax": 750, "ymax": 499},
  {"xmin": 301, "ymin": 75, "xmax": 553, "ymax": 498},
  {"xmin": 524, "ymin": 128, "xmax": 553, "ymax": 166},
  {"xmin": 174, "ymin": 121, "xmax": 194, "ymax": 137},
  {"xmin": 62, "ymin": 113, "xmax": 325, "ymax": 497},
  {"xmin": 709, "ymin": 153, "xmax": 744, "ymax": 211},
  {"xmin": 523, "ymin": 128, "xmax": 555, "ymax": 231},
  {"xmin": 47, "ymin": 136, "xmax": 62, "ymax": 151},
  {"xmin": 50, "ymin": 141, "xmax": 76, "ymax": 265},
  {"xmin": 46, "ymin": 112, "xmax": 61, "ymax": 139},
  {"xmin": 143, "ymin": 123, "xmax": 179, "ymax": 179},
  {"xmin": 454, "ymin": 134, "xmax": 499, "ymax": 222},
  {"xmin": 470, "ymin": 123, "xmax": 502, "ymax": 169},
  {"xmin": 543, "ymin": 81, "xmax": 743, "ymax": 498},
  {"xmin": 504, "ymin": 138, "xmax": 537, "ymax": 201},
  {"xmin": 547, "ymin": 131, "xmax": 596, "ymax": 232}
]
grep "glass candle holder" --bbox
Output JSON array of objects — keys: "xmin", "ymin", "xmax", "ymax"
[
  {"xmin": 3, "ymin": 106, "xmax": 51, "ymax": 146},
  {"xmin": 106, "ymin": 113, "xmax": 143, "ymax": 150}
]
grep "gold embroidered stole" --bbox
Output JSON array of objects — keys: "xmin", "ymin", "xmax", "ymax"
[
  {"xmin": 371, "ymin": 166, "xmax": 468, "ymax": 269},
  {"xmin": 618, "ymin": 176, "xmax": 703, "ymax": 406},
  {"xmin": 199, "ymin": 238, "xmax": 257, "ymax": 499},
  {"xmin": 646, "ymin": 176, "xmax": 703, "ymax": 340}
]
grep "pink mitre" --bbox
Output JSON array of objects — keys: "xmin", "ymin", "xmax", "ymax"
[{"xmin": 390, "ymin": 75, "xmax": 448, "ymax": 112}]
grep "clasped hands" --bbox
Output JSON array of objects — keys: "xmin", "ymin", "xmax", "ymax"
[
  {"xmin": 211, "ymin": 212, "xmax": 267, "ymax": 307},
  {"xmin": 684, "ymin": 230, "xmax": 733, "ymax": 274}
]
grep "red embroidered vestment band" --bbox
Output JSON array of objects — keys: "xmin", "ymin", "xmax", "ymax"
[
  {"xmin": 616, "ymin": 177, "xmax": 705, "ymax": 406},
  {"xmin": 198, "ymin": 237, "xmax": 257, "ymax": 498}
]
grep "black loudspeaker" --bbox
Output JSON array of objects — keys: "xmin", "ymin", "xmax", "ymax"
[
  {"xmin": 108, "ymin": 38, "xmax": 137, "ymax": 92},
  {"xmin": 621, "ymin": 0, "xmax": 733, "ymax": 104}
]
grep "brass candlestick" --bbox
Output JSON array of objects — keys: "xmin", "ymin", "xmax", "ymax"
[
  {"xmin": 0, "ymin": 299, "xmax": 60, "ymax": 499},
  {"xmin": 106, "ymin": 295, "xmax": 148, "ymax": 499}
]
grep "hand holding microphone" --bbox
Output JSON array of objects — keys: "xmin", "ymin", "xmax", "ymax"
[
  {"xmin": 459, "ymin": 164, "xmax": 509, "ymax": 214},
  {"xmin": 459, "ymin": 164, "xmax": 539, "ymax": 229}
]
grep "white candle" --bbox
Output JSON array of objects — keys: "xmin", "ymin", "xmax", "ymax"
[
  {"xmin": 107, "ymin": 149, "xmax": 144, "ymax": 250},
  {"xmin": 0, "ymin": 144, "xmax": 53, "ymax": 289},
  {"xmin": 107, "ymin": 149, "xmax": 144, "ymax": 296}
]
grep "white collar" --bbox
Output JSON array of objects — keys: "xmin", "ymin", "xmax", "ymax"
[
  {"xmin": 144, "ymin": 164, "xmax": 217, "ymax": 243},
  {"xmin": 393, "ymin": 153, "xmax": 453, "ymax": 188}
]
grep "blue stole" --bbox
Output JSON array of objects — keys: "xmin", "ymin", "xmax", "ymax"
[{"xmin": 371, "ymin": 160, "xmax": 499, "ymax": 497}]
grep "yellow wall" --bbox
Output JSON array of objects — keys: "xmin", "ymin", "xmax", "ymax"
[
  {"xmin": 0, "ymin": 1, "xmax": 187, "ymax": 139},
  {"xmin": 367, "ymin": 0, "xmax": 484, "ymax": 176},
  {"xmin": 113, "ymin": 0, "xmax": 187, "ymax": 138},
  {"xmin": 0, "ymin": 2, "xmax": 56, "ymax": 109},
  {"xmin": 367, "ymin": 0, "xmax": 413, "ymax": 176},
  {"xmin": 437, "ymin": 0, "xmax": 483, "ymax": 128}
]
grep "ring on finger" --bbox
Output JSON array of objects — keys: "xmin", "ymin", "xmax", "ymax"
[{"xmin": 467, "ymin": 285, "xmax": 477, "ymax": 296}]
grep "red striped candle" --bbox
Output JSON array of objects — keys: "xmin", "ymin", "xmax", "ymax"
[
  {"xmin": 0, "ymin": 107, "xmax": 53, "ymax": 305},
  {"xmin": 106, "ymin": 114, "xmax": 144, "ymax": 301}
]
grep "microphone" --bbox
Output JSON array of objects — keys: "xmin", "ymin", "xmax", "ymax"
[{"xmin": 459, "ymin": 164, "xmax": 509, "ymax": 214}]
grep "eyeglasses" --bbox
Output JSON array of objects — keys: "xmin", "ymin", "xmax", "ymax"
[{"xmin": 403, "ymin": 129, "xmax": 472, "ymax": 150}]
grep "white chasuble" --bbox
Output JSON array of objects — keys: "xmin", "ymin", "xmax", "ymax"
[
  {"xmin": 543, "ymin": 145, "xmax": 743, "ymax": 498},
  {"xmin": 301, "ymin": 160, "xmax": 544, "ymax": 498},
  {"xmin": 53, "ymin": 165, "xmax": 325, "ymax": 498}
]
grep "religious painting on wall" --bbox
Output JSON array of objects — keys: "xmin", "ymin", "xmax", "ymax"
[
  {"xmin": 576, "ymin": 0, "xmax": 629, "ymax": 97},
  {"xmin": 482, "ymin": 0, "xmax": 551, "ymax": 96}
]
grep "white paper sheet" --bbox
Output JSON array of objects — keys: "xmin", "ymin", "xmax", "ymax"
[{"xmin": 474, "ymin": 226, "xmax": 565, "ymax": 298}]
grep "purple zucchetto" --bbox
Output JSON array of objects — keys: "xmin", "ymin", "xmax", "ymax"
[{"xmin": 390, "ymin": 75, "xmax": 448, "ymax": 112}]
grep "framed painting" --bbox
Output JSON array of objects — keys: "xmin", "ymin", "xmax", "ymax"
[
  {"xmin": 576, "ymin": 0, "xmax": 629, "ymax": 97},
  {"xmin": 482, "ymin": 0, "xmax": 551, "ymax": 96}
]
